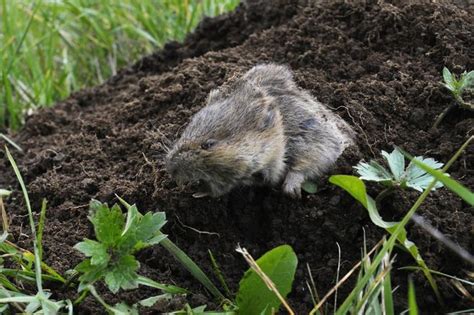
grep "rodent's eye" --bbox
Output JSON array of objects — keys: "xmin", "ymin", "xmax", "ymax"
[{"xmin": 201, "ymin": 139, "xmax": 217, "ymax": 150}]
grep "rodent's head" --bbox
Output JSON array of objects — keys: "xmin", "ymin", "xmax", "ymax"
[{"xmin": 166, "ymin": 81, "xmax": 285, "ymax": 197}]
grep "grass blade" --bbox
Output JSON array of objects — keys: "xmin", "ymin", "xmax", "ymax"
[
  {"xmin": 209, "ymin": 249, "xmax": 232, "ymax": 298},
  {"xmin": 37, "ymin": 199, "xmax": 47, "ymax": 261},
  {"xmin": 408, "ymin": 278, "xmax": 419, "ymax": 315},
  {"xmin": 160, "ymin": 238, "xmax": 225, "ymax": 301},
  {"xmin": 5, "ymin": 146, "xmax": 43, "ymax": 293},
  {"xmin": 335, "ymin": 135, "xmax": 472, "ymax": 314},
  {"xmin": 0, "ymin": 134, "xmax": 23, "ymax": 153},
  {"xmin": 136, "ymin": 275, "xmax": 187, "ymax": 295}
]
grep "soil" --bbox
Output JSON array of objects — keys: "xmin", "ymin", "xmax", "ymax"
[{"xmin": 1, "ymin": 1, "xmax": 473, "ymax": 314}]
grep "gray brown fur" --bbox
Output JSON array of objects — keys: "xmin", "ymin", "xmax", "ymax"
[{"xmin": 166, "ymin": 64, "xmax": 353, "ymax": 198}]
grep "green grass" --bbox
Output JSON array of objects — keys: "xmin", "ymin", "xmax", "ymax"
[{"xmin": 0, "ymin": 0, "xmax": 240, "ymax": 130}]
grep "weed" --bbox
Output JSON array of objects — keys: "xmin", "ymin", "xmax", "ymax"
[
  {"xmin": 1, "ymin": 147, "xmax": 72, "ymax": 314},
  {"xmin": 354, "ymin": 147, "xmax": 444, "ymax": 204},
  {"xmin": 116, "ymin": 197, "xmax": 225, "ymax": 301},
  {"xmin": 330, "ymin": 136, "xmax": 474, "ymax": 310},
  {"xmin": 172, "ymin": 245, "xmax": 298, "ymax": 315},
  {"xmin": 74, "ymin": 199, "xmax": 177, "ymax": 293},
  {"xmin": 0, "ymin": 0, "xmax": 239, "ymax": 129},
  {"xmin": 433, "ymin": 67, "xmax": 474, "ymax": 128},
  {"xmin": 236, "ymin": 245, "xmax": 297, "ymax": 314}
]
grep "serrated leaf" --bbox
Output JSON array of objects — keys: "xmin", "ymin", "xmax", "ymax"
[
  {"xmin": 145, "ymin": 234, "xmax": 168, "ymax": 247},
  {"xmin": 464, "ymin": 70, "xmax": 474, "ymax": 86},
  {"xmin": 354, "ymin": 161, "xmax": 393, "ymax": 182},
  {"xmin": 89, "ymin": 200, "xmax": 124, "ymax": 246},
  {"xmin": 104, "ymin": 255, "xmax": 139, "ymax": 293},
  {"xmin": 301, "ymin": 181, "xmax": 317, "ymax": 194},
  {"xmin": 382, "ymin": 149, "xmax": 405, "ymax": 181},
  {"xmin": 76, "ymin": 259, "xmax": 107, "ymax": 286},
  {"xmin": 459, "ymin": 70, "xmax": 474, "ymax": 92},
  {"xmin": 236, "ymin": 245, "xmax": 297, "ymax": 315},
  {"xmin": 74, "ymin": 239, "xmax": 110, "ymax": 266},
  {"xmin": 442, "ymin": 67, "xmax": 455, "ymax": 91},
  {"xmin": 408, "ymin": 156, "xmax": 474, "ymax": 205},
  {"xmin": 134, "ymin": 212, "xmax": 167, "ymax": 245},
  {"xmin": 119, "ymin": 208, "xmax": 167, "ymax": 252},
  {"xmin": 122, "ymin": 204, "xmax": 141, "ymax": 237},
  {"xmin": 405, "ymin": 156, "xmax": 444, "ymax": 192},
  {"xmin": 330, "ymin": 175, "xmax": 440, "ymax": 299}
]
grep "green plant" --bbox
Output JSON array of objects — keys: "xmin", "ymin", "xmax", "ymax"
[
  {"xmin": 236, "ymin": 245, "xmax": 297, "ymax": 315},
  {"xmin": 329, "ymin": 174, "xmax": 441, "ymax": 303},
  {"xmin": 350, "ymin": 242, "xmax": 394, "ymax": 315},
  {"xmin": 0, "ymin": 147, "xmax": 72, "ymax": 314},
  {"xmin": 87, "ymin": 284, "xmax": 174, "ymax": 315},
  {"xmin": 408, "ymin": 278, "xmax": 419, "ymax": 315},
  {"xmin": 328, "ymin": 136, "xmax": 473, "ymax": 312},
  {"xmin": 171, "ymin": 245, "xmax": 298, "ymax": 315},
  {"xmin": 116, "ymin": 197, "xmax": 225, "ymax": 301},
  {"xmin": 354, "ymin": 147, "xmax": 444, "ymax": 204},
  {"xmin": 434, "ymin": 67, "xmax": 474, "ymax": 128},
  {"xmin": 0, "ymin": 0, "xmax": 240, "ymax": 129},
  {"xmin": 0, "ymin": 188, "xmax": 11, "ymax": 232},
  {"xmin": 74, "ymin": 199, "xmax": 185, "ymax": 295}
]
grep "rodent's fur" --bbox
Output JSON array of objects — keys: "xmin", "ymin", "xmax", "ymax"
[{"xmin": 166, "ymin": 64, "xmax": 353, "ymax": 198}]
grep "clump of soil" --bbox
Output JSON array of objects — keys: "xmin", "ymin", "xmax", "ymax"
[{"xmin": 1, "ymin": 1, "xmax": 473, "ymax": 313}]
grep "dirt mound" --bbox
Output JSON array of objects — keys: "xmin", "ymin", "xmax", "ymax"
[{"xmin": 1, "ymin": 1, "xmax": 473, "ymax": 313}]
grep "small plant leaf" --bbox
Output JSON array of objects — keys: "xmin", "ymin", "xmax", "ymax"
[
  {"xmin": 329, "ymin": 175, "xmax": 397, "ymax": 229},
  {"xmin": 408, "ymin": 278, "xmax": 419, "ymax": 315},
  {"xmin": 459, "ymin": 70, "xmax": 474, "ymax": 93},
  {"xmin": 405, "ymin": 156, "xmax": 444, "ymax": 192},
  {"xmin": 133, "ymin": 211, "xmax": 167, "ymax": 247},
  {"xmin": 382, "ymin": 149, "xmax": 405, "ymax": 181},
  {"xmin": 408, "ymin": 156, "xmax": 474, "ymax": 205},
  {"xmin": 442, "ymin": 67, "xmax": 456, "ymax": 91},
  {"xmin": 0, "ymin": 232, "xmax": 8, "ymax": 244},
  {"xmin": 236, "ymin": 245, "xmax": 297, "ymax": 315},
  {"xmin": 89, "ymin": 200, "xmax": 124, "ymax": 246},
  {"xmin": 74, "ymin": 239, "xmax": 110, "ymax": 266},
  {"xmin": 104, "ymin": 255, "xmax": 139, "ymax": 293},
  {"xmin": 354, "ymin": 161, "xmax": 393, "ymax": 183},
  {"xmin": 330, "ymin": 175, "xmax": 441, "ymax": 301},
  {"xmin": 76, "ymin": 260, "xmax": 107, "ymax": 289},
  {"xmin": 138, "ymin": 294, "xmax": 172, "ymax": 307},
  {"xmin": 301, "ymin": 181, "xmax": 318, "ymax": 194},
  {"xmin": 111, "ymin": 302, "xmax": 140, "ymax": 315}
]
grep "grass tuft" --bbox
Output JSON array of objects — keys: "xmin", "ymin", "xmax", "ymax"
[{"xmin": 0, "ymin": 0, "xmax": 240, "ymax": 129}]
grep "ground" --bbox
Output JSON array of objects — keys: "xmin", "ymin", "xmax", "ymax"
[{"xmin": 0, "ymin": 1, "xmax": 473, "ymax": 314}]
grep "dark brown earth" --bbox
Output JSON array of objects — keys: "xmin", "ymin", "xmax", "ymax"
[{"xmin": 1, "ymin": 1, "xmax": 473, "ymax": 314}]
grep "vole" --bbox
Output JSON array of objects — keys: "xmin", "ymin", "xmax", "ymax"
[{"xmin": 165, "ymin": 64, "xmax": 353, "ymax": 198}]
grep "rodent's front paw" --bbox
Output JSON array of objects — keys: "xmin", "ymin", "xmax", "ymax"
[
  {"xmin": 282, "ymin": 171, "xmax": 305, "ymax": 199},
  {"xmin": 283, "ymin": 182, "xmax": 302, "ymax": 199}
]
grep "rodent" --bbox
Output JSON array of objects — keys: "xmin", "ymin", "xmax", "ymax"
[{"xmin": 165, "ymin": 64, "xmax": 353, "ymax": 198}]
